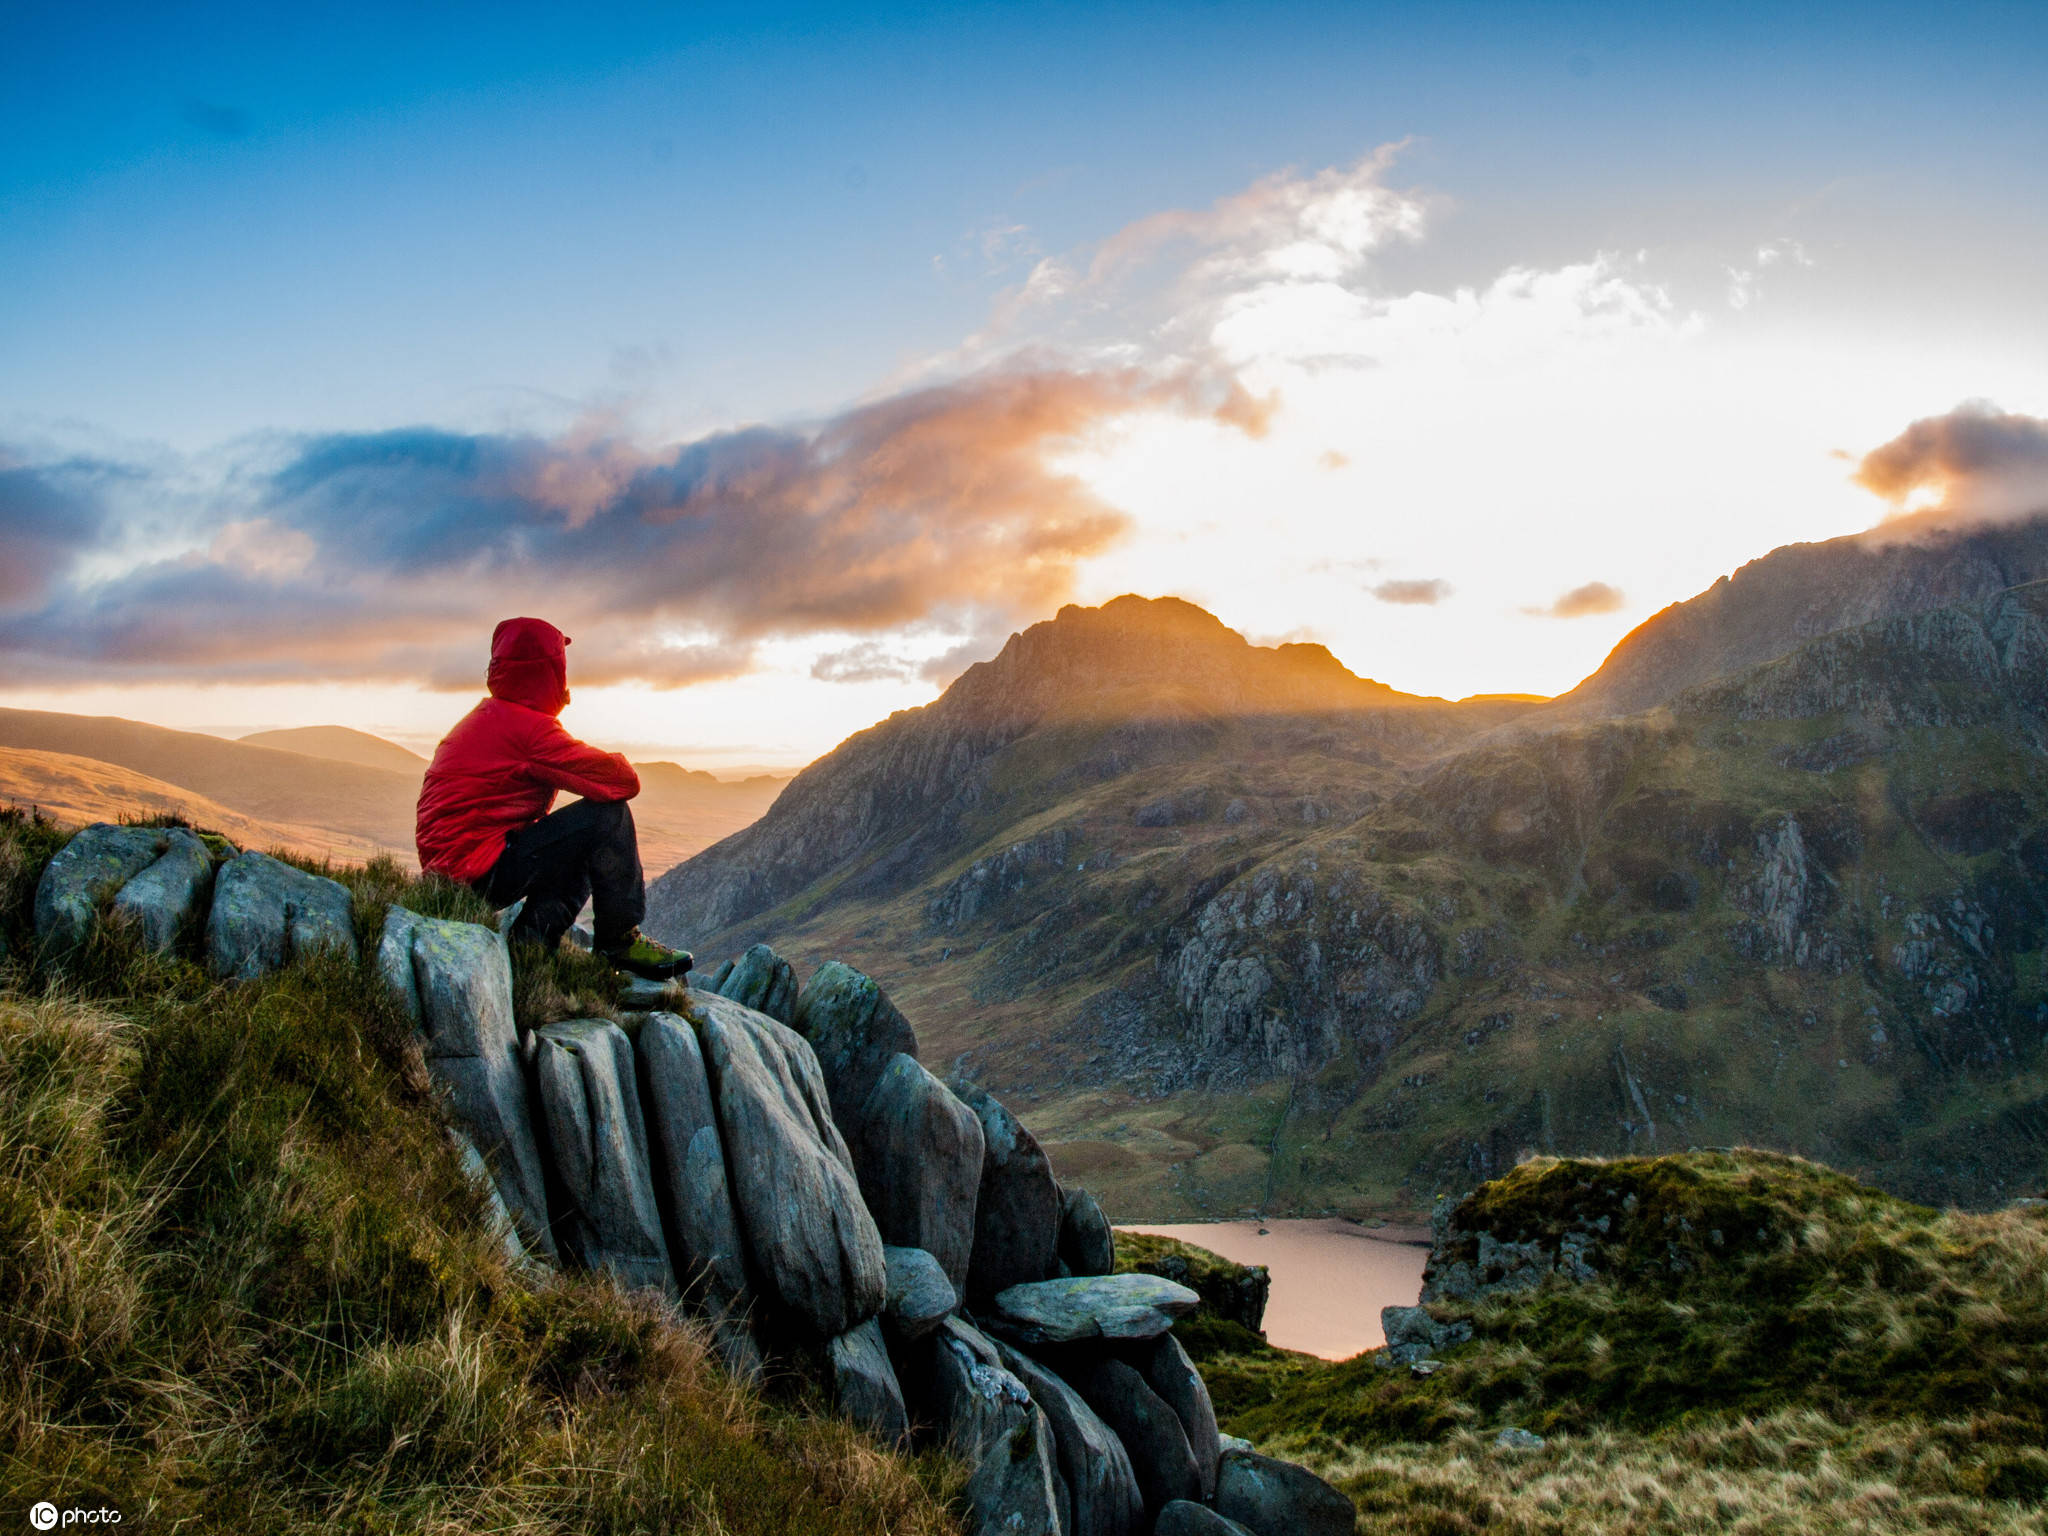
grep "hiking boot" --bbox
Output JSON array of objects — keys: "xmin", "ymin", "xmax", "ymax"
[{"xmin": 600, "ymin": 928, "xmax": 693, "ymax": 981}]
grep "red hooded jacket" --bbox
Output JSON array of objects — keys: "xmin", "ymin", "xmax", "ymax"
[{"xmin": 415, "ymin": 618, "xmax": 640, "ymax": 884}]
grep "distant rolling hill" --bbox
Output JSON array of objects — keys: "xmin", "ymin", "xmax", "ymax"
[
  {"xmin": 0, "ymin": 746, "xmax": 400, "ymax": 864},
  {"xmin": 239, "ymin": 724, "xmax": 429, "ymax": 775},
  {"xmin": 648, "ymin": 578, "xmax": 2048, "ymax": 1219},
  {"xmin": 0, "ymin": 709, "xmax": 786, "ymax": 876}
]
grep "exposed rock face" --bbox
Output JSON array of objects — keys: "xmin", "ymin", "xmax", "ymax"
[
  {"xmin": 206, "ymin": 851, "xmax": 356, "ymax": 979},
  {"xmin": 995, "ymin": 1341, "xmax": 1145, "ymax": 1536},
  {"xmin": 35, "ymin": 823, "xmax": 205, "ymax": 956},
  {"xmin": 379, "ymin": 908, "xmax": 555, "ymax": 1262},
  {"xmin": 982, "ymin": 1274, "xmax": 1201, "ymax": 1347},
  {"xmin": 1133, "ymin": 1333, "xmax": 1220, "ymax": 1500},
  {"xmin": 531, "ymin": 1018, "xmax": 673, "ymax": 1293},
  {"xmin": 856, "ymin": 1053, "xmax": 984, "ymax": 1293},
  {"xmin": 1058, "ymin": 1187, "xmax": 1117, "ymax": 1277},
  {"xmin": 716, "ymin": 942, "xmax": 798, "ymax": 1023},
  {"xmin": 1060, "ymin": 1354, "xmax": 1201, "ymax": 1516},
  {"xmin": 1379, "ymin": 1304, "xmax": 1473, "ymax": 1365},
  {"xmin": 790, "ymin": 961, "xmax": 920, "ymax": 1128},
  {"xmin": 924, "ymin": 1318, "xmax": 1064, "ymax": 1536},
  {"xmin": 695, "ymin": 990, "xmax": 887, "ymax": 1340},
  {"xmin": 827, "ymin": 1317, "xmax": 909, "ymax": 1448},
  {"xmin": 110, "ymin": 829, "xmax": 216, "ymax": 952},
  {"xmin": 634, "ymin": 1011, "xmax": 758, "ymax": 1371},
  {"xmin": 961, "ymin": 1086, "xmax": 1062, "ymax": 1298},
  {"xmin": 1212, "ymin": 1448, "xmax": 1355, "ymax": 1536},
  {"xmin": 881, "ymin": 1245, "xmax": 956, "ymax": 1342}
]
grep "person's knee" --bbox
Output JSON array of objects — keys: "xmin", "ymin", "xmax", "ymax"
[{"xmin": 591, "ymin": 797, "xmax": 632, "ymax": 829}]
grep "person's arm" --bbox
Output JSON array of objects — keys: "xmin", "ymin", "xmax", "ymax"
[{"xmin": 524, "ymin": 717, "xmax": 641, "ymax": 801}]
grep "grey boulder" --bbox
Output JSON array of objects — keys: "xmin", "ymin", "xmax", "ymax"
[
  {"xmin": 1380, "ymin": 1304, "xmax": 1473, "ymax": 1365},
  {"xmin": 531, "ymin": 1018, "xmax": 673, "ymax": 1293},
  {"xmin": 634, "ymin": 1011, "xmax": 760, "ymax": 1376},
  {"xmin": 856, "ymin": 1053, "xmax": 983, "ymax": 1294},
  {"xmin": 695, "ymin": 989, "xmax": 886, "ymax": 1339},
  {"xmin": 1058, "ymin": 1186, "xmax": 1117, "ymax": 1277},
  {"xmin": 111, "ymin": 828, "xmax": 217, "ymax": 953},
  {"xmin": 379, "ymin": 908, "xmax": 555, "ymax": 1262},
  {"xmin": 827, "ymin": 1317, "xmax": 909, "ymax": 1448},
  {"xmin": 927, "ymin": 1319, "xmax": 1063, "ymax": 1536},
  {"xmin": 1135, "ymin": 1332, "xmax": 1221, "ymax": 1500},
  {"xmin": 960, "ymin": 1086, "xmax": 1062, "ymax": 1298},
  {"xmin": 995, "ymin": 1341, "xmax": 1144, "ymax": 1536},
  {"xmin": 1213, "ymin": 1449, "xmax": 1355, "ymax": 1536},
  {"xmin": 982, "ymin": 1273, "xmax": 1200, "ymax": 1346},
  {"xmin": 882, "ymin": 1244, "xmax": 957, "ymax": 1342},
  {"xmin": 790, "ymin": 960, "xmax": 919, "ymax": 1127},
  {"xmin": 206, "ymin": 851, "xmax": 356, "ymax": 980},
  {"xmin": 1155, "ymin": 1502, "xmax": 1254, "ymax": 1536},
  {"xmin": 34, "ymin": 824, "xmax": 181, "ymax": 955},
  {"xmin": 1062, "ymin": 1355, "xmax": 1200, "ymax": 1515},
  {"xmin": 715, "ymin": 942, "xmax": 798, "ymax": 1023}
]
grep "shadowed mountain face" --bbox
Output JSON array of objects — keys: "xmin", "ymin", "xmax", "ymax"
[
  {"xmin": 1549, "ymin": 514, "xmax": 2048, "ymax": 719},
  {"xmin": 649, "ymin": 581, "xmax": 2048, "ymax": 1218}
]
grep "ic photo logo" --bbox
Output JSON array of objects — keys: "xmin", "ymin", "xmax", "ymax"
[{"xmin": 26, "ymin": 1506, "xmax": 119, "ymax": 1529}]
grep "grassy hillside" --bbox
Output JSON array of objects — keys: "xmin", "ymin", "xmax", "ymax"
[
  {"xmin": 1193, "ymin": 1150, "xmax": 2048, "ymax": 1534},
  {"xmin": 0, "ymin": 809, "xmax": 961, "ymax": 1533},
  {"xmin": 650, "ymin": 584, "xmax": 2048, "ymax": 1220}
]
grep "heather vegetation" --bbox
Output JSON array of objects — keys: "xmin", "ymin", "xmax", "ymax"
[{"xmin": 0, "ymin": 808, "xmax": 962, "ymax": 1533}]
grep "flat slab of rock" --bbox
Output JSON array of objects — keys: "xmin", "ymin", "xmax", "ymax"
[
  {"xmin": 828, "ymin": 1317, "xmax": 909, "ymax": 1448},
  {"xmin": 1135, "ymin": 1333, "xmax": 1221, "ymax": 1500},
  {"xmin": 381, "ymin": 907, "xmax": 554, "ymax": 1261},
  {"xmin": 1062, "ymin": 1355, "xmax": 1200, "ymax": 1515},
  {"xmin": 961, "ymin": 1086, "xmax": 1062, "ymax": 1298},
  {"xmin": 695, "ymin": 989, "xmax": 886, "ymax": 1340},
  {"xmin": 996, "ymin": 1341, "xmax": 1144, "ymax": 1536},
  {"xmin": 1213, "ymin": 1449, "xmax": 1355, "ymax": 1536},
  {"xmin": 791, "ymin": 960, "xmax": 920, "ymax": 1128},
  {"xmin": 716, "ymin": 942, "xmax": 798, "ymax": 1023},
  {"xmin": 857, "ymin": 1053, "xmax": 983, "ymax": 1293},
  {"xmin": 983, "ymin": 1273, "xmax": 1200, "ymax": 1346},
  {"xmin": 1058, "ymin": 1186, "xmax": 1117, "ymax": 1277},
  {"xmin": 882, "ymin": 1244, "xmax": 957, "ymax": 1342},
  {"xmin": 206, "ymin": 851, "xmax": 356, "ymax": 980},
  {"xmin": 35, "ymin": 824, "xmax": 184, "ymax": 955},
  {"xmin": 634, "ymin": 1010, "xmax": 759, "ymax": 1375},
  {"xmin": 532, "ymin": 1017, "xmax": 673, "ymax": 1293}
]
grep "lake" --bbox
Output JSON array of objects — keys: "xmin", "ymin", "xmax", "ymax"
[{"xmin": 1119, "ymin": 1219, "xmax": 1429, "ymax": 1361}]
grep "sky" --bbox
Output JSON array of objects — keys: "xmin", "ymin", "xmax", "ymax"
[{"xmin": 4, "ymin": 1, "xmax": 2047, "ymax": 770}]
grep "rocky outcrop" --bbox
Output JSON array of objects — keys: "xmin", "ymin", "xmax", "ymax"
[
  {"xmin": 1059, "ymin": 1187, "xmax": 1117, "ymax": 1277},
  {"xmin": 996, "ymin": 1341, "xmax": 1145, "ymax": 1536},
  {"xmin": 881, "ymin": 1245, "xmax": 957, "ymax": 1342},
  {"xmin": 921, "ymin": 1318, "xmax": 1064, "ymax": 1536},
  {"xmin": 1212, "ymin": 1448, "xmax": 1355, "ymax": 1536},
  {"xmin": 381, "ymin": 907, "xmax": 555, "ymax": 1263},
  {"xmin": 712, "ymin": 942, "xmax": 799, "ymax": 1022},
  {"xmin": 962, "ymin": 1086, "xmax": 1062, "ymax": 1298},
  {"xmin": 855, "ymin": 1053, "xmax": 984, "ymax": 1294},
  {"xmin": 827, "ymin": 1317, "xmax": 909, "ymax": 1449},
  {"xmin": 1062, "ymin": 1355, "xmax": 1202, "ymax": 1515},
  {"xmin": 207, "ymin": 851, "xmax": 356, "ymax": 980},
  {"xmin": 1135, "ymin": 1333, "xmax": 1221, "ymax": 1500},
  {"xmin": 530, "ymin": 1018, "xmax": 672, "ymax": 1292},
  {"xmin": 697, "ymin": 991, "xmax": 888, "ymax": 1340},
  {"xmin": 34, "ymin": 823, "xmax": 225, "ymax": 958},
  {"xmin": 791, "ymin": 960, "xmax": 921, "ymax": 1126}
]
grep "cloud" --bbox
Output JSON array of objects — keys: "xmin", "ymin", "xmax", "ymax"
[
  {"xmin": 1525, "ymin": 581, "xmax": 1626, "ymax": 618},
  {"xmin": 810, "ymin": 642, "xmax": 919, "ymax": 685},
  {"xmin": 1370, "ymin": 578, "xmax": 1452, "ymax": 606},
  {"xmin": 1853, "ymin": 401, "xmax": 2048, "ymax": 528},
  {"xmin": 0, "ymin": 459, "xmax": 110, "ymax": 607},
  {"xmin": 0, "ymin": 368, "xmax": 1200, "ymax": 687}
]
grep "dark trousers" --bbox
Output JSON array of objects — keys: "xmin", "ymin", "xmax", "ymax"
[{"xmin": 476, "ymin": 797, "xmax": 645, "ymax": 951}]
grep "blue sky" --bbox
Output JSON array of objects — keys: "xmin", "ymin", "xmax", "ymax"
[{"xmin": 3, "ymin": 2, "xmax": 2046, "ymax": 764}]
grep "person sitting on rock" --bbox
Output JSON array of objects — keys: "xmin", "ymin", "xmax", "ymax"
[{"xmin": 415, "ymin": 616, "xmax": 691, "ymax": 981}]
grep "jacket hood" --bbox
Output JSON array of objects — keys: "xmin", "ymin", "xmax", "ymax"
[{"xmin": 487, "ymin": 617, "xmax": 571, "ymax": 715}]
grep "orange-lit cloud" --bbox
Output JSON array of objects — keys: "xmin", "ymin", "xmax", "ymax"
[
  {"xmin": 1854, "ymin": 401, "xmax": 2048, "ymax": 528},
  {"xmin": 1370, "ymin": 578, "xmax": 1452, "ymax": 606},
  {"xmin": 1525, "ymin": 581, "xmax": 1626, "ymax": 618}
]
